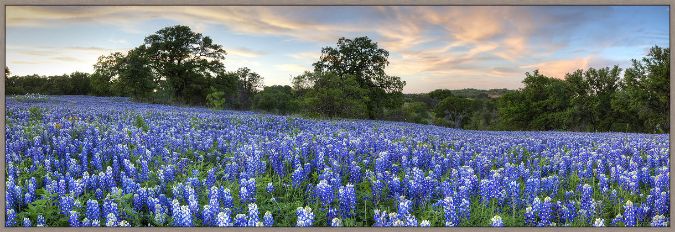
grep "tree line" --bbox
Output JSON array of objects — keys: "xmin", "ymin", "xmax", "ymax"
[{"xmin": 5, "ymin": 25, "xmax": 669, "ymax": 133}]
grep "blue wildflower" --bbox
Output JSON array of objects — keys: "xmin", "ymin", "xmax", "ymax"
[
  {"xmin": 263, "ymin": 211, "xmax": 274, "ymax": 227},
  {"xmin": 623, "ymin": 200, "xmax": 636, "ymax": 227},
  {"xmin": 338, "ymin": 184, "xmax": 356, "ymax": 218},
  {"xmin": 296, "ymin": 206, "xmax": 314, "ymax": 227},
  {"xmin": 491, "ymin": 215, "xmax": 503, "ymax": 227}
]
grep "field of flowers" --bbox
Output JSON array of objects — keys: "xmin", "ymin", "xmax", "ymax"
[{"xmin": 4, "ymin": 95, "xmax": 670, "ymax": 227}]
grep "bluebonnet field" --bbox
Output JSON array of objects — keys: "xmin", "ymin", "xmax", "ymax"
[{"xmin": 4, "ymin": 95, "xmax": 670, "ymax": 227}]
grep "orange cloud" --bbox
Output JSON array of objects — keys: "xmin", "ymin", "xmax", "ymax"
[{"xmin": 521, "ymin": 56, "xmax": 592, "ymax": 78}]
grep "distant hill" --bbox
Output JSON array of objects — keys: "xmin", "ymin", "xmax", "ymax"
[
  {"xmin": 447, "ymin": 88, "xmax": 514, "ymax": 99},
  {"xmin": 404, "ymin": 88, "xmax": 515, "ymax": 101}
]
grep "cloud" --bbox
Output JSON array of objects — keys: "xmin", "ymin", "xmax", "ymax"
[
  {"xmin": 7, "ymin": 6, "xmax": 364, "ymax": 42},
  {"xmin": 6, "ymin": 45, "xmax": 131, "ymax": 76},
  {"xmin": 11, "ymin": 60, "xmax": 41, "ymax": 65},
  {"xmin": 49, "ymin": 56, "xmax": 85, "ymax": 62},
  {"xmin": 6, "ymin": 6, "xmax": 668, "ymax": 93},
  {"xmin": 521, "ymin": 56, "xmax": 592, "ymax": 78},
  {"xmin": 226, "ymin": 47, "xmax": 266, "ymax": 58}
]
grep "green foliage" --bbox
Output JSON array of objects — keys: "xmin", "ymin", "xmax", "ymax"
[
  {"xmin": 253, "ymin": 85, "xmax": 295, "ymax": 114},
  {"xmin": 312, "ymin": 36, "xmax": 405, "ymax": 119},
  {"xmin": 299, "ymin": 72, "xmax": 369, "ymax": 119},
  {"xmin": 497, "ymin": 70, "xmax": 573, "ymax": 131},
  {"xmin": 143, "ymin": 25, "xmax": 227, "ymax": 105},
  {"xmin": 383, "ymin": 101, "xmax": 431, "ymax": 124},
  {"xmin": 6, "ymin": 72, "xmax": 94, "ymax": 96},
  {"xmin": 117, "ymin": 47, "xmax": 157, "ymax": 100},
  {"xmin": 235, "ymin": 67, "xmax": 264, "ymax": 110},
  {"xmin": 615, "ymin": 46, "xmax": 670, "ymax": 133},
  {"xmin": 206, "ymin": 88, "xmax": 226, "ymax": 110},
  {"xmin": 434, "ymin": 95, "xmax": 478, "ymax": 128},
  {"xmin": 133, "ymin": 114, "xmax": 149, "ymax": 132},
  {"xmin": 91, "ymin": 52, "xmax": 124, "ymax": 96},
  {"xmin": 28, "ymin": 106, "xmax": 44, "ymax": 122},
  {"xmin": 494, "ymin": 46, "xmax": 668, "ymax": 133}
]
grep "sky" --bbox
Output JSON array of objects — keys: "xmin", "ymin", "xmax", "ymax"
[{"xmin": 5, "ymin": 6, "xmax": 669, "ymax": 93}]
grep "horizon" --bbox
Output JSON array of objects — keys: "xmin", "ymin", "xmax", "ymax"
[{"xmin": 6, "ymin": 5, "xmax": 669, "ymax": 93}]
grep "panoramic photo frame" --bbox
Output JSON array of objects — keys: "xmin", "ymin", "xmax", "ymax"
[{"xmin": 1, "ymin": 0, "xmax": 673, "ymax": 230}]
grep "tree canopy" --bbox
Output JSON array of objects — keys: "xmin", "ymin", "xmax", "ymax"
[
  {"xmin": 4, "ymin": 24, "xmax": 669, "ymax": 134},
  {"xmin": 313, "ymin": 36, "xmax": 406, "ymax": 119}
]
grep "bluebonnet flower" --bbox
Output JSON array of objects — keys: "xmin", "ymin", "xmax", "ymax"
[
  {"xmin": 524, "ymin": 177, "xmax": 540, "ymax": 203},
  {"xmin": 103, "ymin": 199, "xmax": 118, "ymax": 222},
  {"xmin": 338, "ymin": 184, "xmax": 356, "ymax": 218},
  {"xmin": 623, "ymin": 200, "xmax": 636, "ymax": 227},
  {"xmin": 398, "ymin": 196, "xmax": 413, "ymax": 216},
  {"xmin": 654, "ymin": 190, "xmax": 668, "ymax": 215},
  {"xmin": 598, "ymin": 174, "xmax": 609, "ymax": 193},
  {"xmin": 205, "ymin": 168, "xmax": 216, "ymax": 187},
  {"xmin": 538, "ymin": 196, "xmax": 553, "ymax": 226},
  {"xmin": 371, "ymin": 179, "xmax": 385, "ymax": 202},
  {"xmin": 593, "ymin": 218, "xmax": 605, "ymax": 227},
  {"xmin": 507, "ymin": 180, "xmax": 521, "ymax": 207},
  {"xmin": 388, "ymin": 177, "xmax": 401, "ymax": 198},
  {"xmin": 439, "ymin": 196, "xmax": 458, "ymax": 226},
  {"xmin": 6, "ymin": 209, "xmax": 17, "ymax": 227},
  {"xmin": 580, "ymin": 183, "xmax": 594, "ymax": 220},
  {"xmin": 95, "ymin": 188, "xmax": 104, "ymax": 200},
  {"xmin": 561, "ymin": 201, "xmax": 576, "ymax": 224},
  {"xmin": 220, "ymin": 187, "xmax": 233, "ymax": 209},
  {"xmin": 105, "ymin": 213, "xmax": 118, "ymax": 227},
  {"xmin": 247, "ymin": 203, "xmax": 260, "ymax": 226},
  {"xmin": 292, "ymin": 165, "xmax": 305, "ymax": 188},
  {"xmin": 263, "ymin": 211, "xmax": 274, "ymax": 227},
  {"xmin": 650, "ymin": 215, "xmax": 668, "ymax": 227},
  {"xmin": 327, "ymin": 207, "xmax": 338, "ymax": 222},
  {"xmin": 171, "ymin": 199, "xmax": 192, "ymax": 227},
  {"xmin": 69, "ymin": 211, "xmax": 80, "ymax": 227},
  {"xmin": 24, "ymin": 192, "xmax": 34, "ymax": 207},
  {"xmin": 23, "ymin": 217, "xmax": 31, "ymax": 227},
  {"xmin": 140, "ymin": 160, "xmax": 149, "ymax": 182},
  {"xmin": 316, "ymin": 180, "xmax": 333, "ymax": 207},
  {"xmin": 524, "ymin": 206, "xmax": 536, "ymax": 226},
  {"xmin": 234, "ymin": 214, "xmax": 247, "ymax": 227},
  {"xmin": 349, "ymin": 162, "xmax": 361, "ymax": 184},
  {"xmin": 457, "ymin": 186, "xmax": 471, "ymax": 220},
  {"xmin": 296, "ymin": 206, "xmax": 314, "ymax": 227},
  {"xmin": 239, "ymin": 178, "xmax": 256, "ymax": 205},
  {"xmin": 58, "ymin": 179, "xmax": 67, "ymax": 197},
  {"xmin": 86, "ymin": 199, "xmax": 100, "ymax": 221},
  {"xmin": 405, "ymin": 214, "xmax": 419, "ymax": 227},
  {"xmin": 480, "ymin": 179, "xmax": 494, "ymax": 204},
  {"xmin": 7, "ymin": 95, "xmax": 672, "ymax": 227},
  {"xmin": 373, "ymin": 210, "xmax": 388, "ymax": 227},
  {"xmin": 153, "ymin": 204, "xmax": 166, "ymax": 225},
  {"xmin": 216, "ymin": 209, "xmax": 233, "ymax": 227},
  {"xmin": 331, "ymin": 217, "xmax": 343, "ymax": 227},
  {"xmin": 86, "ymin": 216, "xmax": 99, "ymax": 226},
  {"xmin": 266, "ymin": 182, "xmax": 274, "ymax": 193},
  {"xmin": 202, "ymin": 204, "xmax": 216, "ymax": 226},
  {"xmin": 491, "ymin": 215, "xmax": 503, "ymax": 227},
  {"xmin": 59, "ymin": 195, "xmax": 75, "ymax": 216},
  {"xmin": 37, "ymin": 215, "xmax": 46, "ymax": 227}
]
